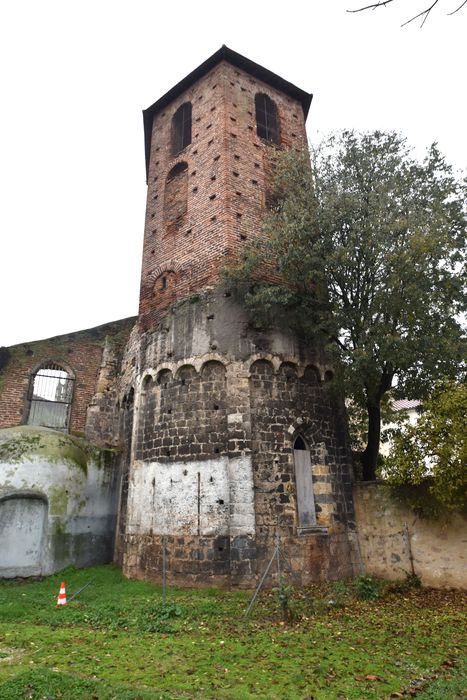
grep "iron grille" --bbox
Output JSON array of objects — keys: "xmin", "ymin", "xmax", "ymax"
[
  {"xmin": 255, "ymin": 93, "xmax": 279, "ymax": 144},
  {"xmin": 172, "ymin": 102, "xmax": 192, "ymax": 155},
  {"xmin": 27, "ymin": 363, "xmax": 74, "ymax": 432}
]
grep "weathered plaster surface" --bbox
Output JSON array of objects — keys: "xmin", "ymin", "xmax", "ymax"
[
  {"xmin": 0, "ymin": 426, "xmax": 119, "ymax": 577},
  {"xmin": 354, "ymin": 482, "xmax": 467, "ymax": 589},
  {"xmin": 126, "ymin": 456, "xmax": 255, "ymax": 537}
]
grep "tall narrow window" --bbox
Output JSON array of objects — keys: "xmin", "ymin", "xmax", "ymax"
[
  {"xmin": 171, "ymin": 102, "xmax": 192, "ymax": 156},
  {"xmin": 255, "ymin": 93, "xmax": 279, "ymax": 144},
  {"xmin": 27, "ymin": 362, "xmax": 74, "ymax": 431},
  {"xmin": 293, "ymin": 435, "xmax": 317, "ymax": 529}
]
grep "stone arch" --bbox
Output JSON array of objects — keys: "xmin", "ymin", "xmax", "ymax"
[
  {"xmin": 324, "ymin": 369, "xmax": 334, "ymax": 383},
  {"xmin": 164, "ymin": 161, "xmax": 188, "ymax": 234},
  {"xmin": 26, "ymin": 360, "xmax": 75, "ymax": 432},
  {"xmin": 147, "ymin": 259, "xmax": 182, "ymax": 284},
  {"xmin": 249, "ymin": 358, "xmax": 275, "ymax": 377},
  {"xmin": 245, "ymin": 354, "xmax": 278, "ymax": 375},
  {"xmin": 28, "ymin": 358, "xmax": 75, "ymax": 380},
  {"xmin": 201, "ymin": 359, "xmax": 227, "ymax": 379},
  {"xmin": 301, "ymin": 364, "xmax": 321, "ymax": 386},
  {"xmin": 278, "ymin": 361, "xmax": 298, "ymax": 381},
  {"xmin": 140, "ymin": 373, "xmax": 156, "ymax": 391},
  {"xmin": 156, "ymin": 368, "xmax": 173, "ymax": 387},
  {"xmin": 175, "ymin": 364, "xmax": 197, "ymax": 383}
]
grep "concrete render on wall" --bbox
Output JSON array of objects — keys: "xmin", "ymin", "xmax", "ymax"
[
  {"xmin": 353, "ymin": 482, "xmax": 467, "ymax": 589},
  {"xmin": 0, "ymin": 426, "xmax": 119, "ymax": 578},
  {"xmin": 126, "ymin": 455, "xmax": 255, "ymax": 538}
]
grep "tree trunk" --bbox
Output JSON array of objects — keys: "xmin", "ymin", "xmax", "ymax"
[{"xmin": 361, "ymin": 400, "xmax": 381, "ymax": 481}]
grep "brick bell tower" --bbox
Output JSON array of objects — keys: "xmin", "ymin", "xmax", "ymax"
[{"xmin": 119, "ymin": 47, "xmax": 358, "ymax": 586}]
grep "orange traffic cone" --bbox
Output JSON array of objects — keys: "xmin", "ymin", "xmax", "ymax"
[{"xmin": 56, "ymin": 581, "xmax": 67, "ymax": 607}]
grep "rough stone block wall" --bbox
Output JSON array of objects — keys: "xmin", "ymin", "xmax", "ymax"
[
  {"xmin": 117, "ymin": 293, "xmax": 358, "ymax": 588},
  {"xmin": 0, "ymin": 319, "xmax": 135, "ymax": 435},
  {"xmin": 353, "ymin": 482, "xmax": 467, "ymax": 589},
  {"xmin": 249, "ymin": 359, "xmax": 356, "ymax": 582},
  {"xmin": 136, "ymin": 360, "xmax": 228, "ymax": 463}
]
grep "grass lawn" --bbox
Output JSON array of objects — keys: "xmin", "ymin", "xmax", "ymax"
[{"xmin": 0, "ymin": 565, "xmax": 465, "ymax": 699}]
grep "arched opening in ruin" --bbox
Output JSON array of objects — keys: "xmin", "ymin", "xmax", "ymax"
[
  {"xmin": 26, "ymin": 362, "xmax": 74, "ymax": 432},
  {"xmin": 293, "ymin": 434, "xmax": 317, "ymax": 529}
]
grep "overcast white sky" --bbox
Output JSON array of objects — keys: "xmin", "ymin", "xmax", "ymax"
[{"xmin": 1, "ymin": 0, "xmax": 465, "ymax": 347}]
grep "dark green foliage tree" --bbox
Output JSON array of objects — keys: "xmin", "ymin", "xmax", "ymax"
[
  {"xmin": 385, "ymin": 380, "xmax": 467, "ymax": 515},
  {"xmin": 225, "ymin": 131, "xmax": 466, "ymax": 480}
]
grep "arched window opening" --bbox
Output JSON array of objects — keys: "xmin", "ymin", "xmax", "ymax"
[
  {"xmin": 27, "ymin": 362, "xmax": 74, "ymax": 432},
  {"xmin": 294, "ymin": 435, "xmax": 306, "ymax": 450},
  {"xmin": 171, "ymin": 102, "xmax": 192, "ymax": 156},
  {"xmin": 255, "ymin": 93, "xmax": 280, "ymax": 144},
  {"xmin": 164, "ymin": 162, "xmax": 188, "ymax": 234},
  {"xmin": 293, "ymin": 434, "xmax": 317, "ymax": 529}
]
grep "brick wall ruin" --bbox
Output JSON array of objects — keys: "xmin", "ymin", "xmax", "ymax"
[{"xmin": 0, "ymin": 319, "xmax": 135, "ymax": 436}]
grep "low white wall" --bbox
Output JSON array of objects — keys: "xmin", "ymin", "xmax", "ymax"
[
  {"xmin": 353, "ymin": 482, "xmax": 467, "ymax": 589},
  {"xmin": 0, "ymin": 426, "xmax": 119, "ymax": 577}
]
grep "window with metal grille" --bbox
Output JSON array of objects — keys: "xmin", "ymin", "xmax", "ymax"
[
  {"xmin": 27, "ymin": 363, "xmax": 74, "ymax": 432},
  {"xmin": 171, "ymin": 102, "xmax": 192, "ymax": 156},
  {"xmin": 255, "ymin": 93, "xmax": 280, "ymax": 144}
]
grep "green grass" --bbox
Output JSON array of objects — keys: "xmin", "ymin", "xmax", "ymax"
[{"xmin": 0, "ymin": 566, "xmax": 465, "ymax": 699}]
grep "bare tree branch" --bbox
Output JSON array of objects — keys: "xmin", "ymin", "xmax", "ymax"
[
  {"xmin": 348, "ymin": 0, "xmax": 466, "ymax": 24},
  {"xmin": 347, "ymin": 0, "xmax": 395, "ymax": 12},
  {"xmin": 401, "ymin": 0, "xmax": 440, "ymax": 26},
  {"xmin": 448, "ymin": 0, "xmax": 467, "ymax": 14}
]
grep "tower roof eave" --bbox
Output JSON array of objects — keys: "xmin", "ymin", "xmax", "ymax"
[{"xmin": 142, "ymin": 45, "xmax": 313, "ymax": 182}]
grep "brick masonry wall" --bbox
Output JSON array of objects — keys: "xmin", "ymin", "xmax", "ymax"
[
  {"xmin": 0, "ymin": 319, "xmax": 135, "ymax": 435},
  {"xmin": 139, "ymin": 60, "xmax": 308, "ymax": 329}
]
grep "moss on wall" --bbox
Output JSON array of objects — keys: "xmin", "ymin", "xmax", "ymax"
[{"xmin": 0, "ymin": 425, "xmax": 115, "ymax": 474}]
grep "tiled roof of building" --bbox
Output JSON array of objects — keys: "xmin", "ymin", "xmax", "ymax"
[{"xmin": 391, "ymin": 399, "xmax": 422, "ymax": 412}]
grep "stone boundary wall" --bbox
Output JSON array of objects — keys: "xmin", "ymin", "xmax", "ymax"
[{"xmin": 353, "ymin": 482, "xmax": 467, "ymax": 589}]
